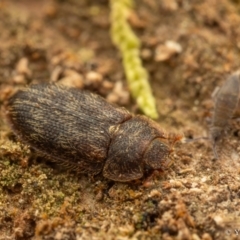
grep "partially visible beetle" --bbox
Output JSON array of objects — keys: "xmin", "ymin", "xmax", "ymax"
[
  {"xmin": 210, "ymin": 72, "xmax": 240, "ymax": 159},
  {"xmin": 5, "ymin": 84, "xmax": 181, "ymax": 182}
]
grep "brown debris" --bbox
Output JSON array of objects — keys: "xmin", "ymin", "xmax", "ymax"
[{"xmin": 155, "ymin": 41, "xmax": 182, "ymax": 62}]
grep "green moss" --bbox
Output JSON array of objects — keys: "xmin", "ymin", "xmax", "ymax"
[
  {"xmin": 110, "ymin": 0, "xmax": 158, "ymax": 119},
  {"xmin": 0, "ymin": 152, "xmax": 84, "ymax": 219},
  {"xmin": 0, "ymin": 162, "xmax": 23, "ymax": 188}
]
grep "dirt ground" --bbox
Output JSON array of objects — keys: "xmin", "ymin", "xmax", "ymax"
[{"xmin": 0, "ymin": 0, "xmax": 240, "ymax": 239}]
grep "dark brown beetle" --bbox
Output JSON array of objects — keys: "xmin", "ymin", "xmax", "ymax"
[
  {"xmin": 5, "ymin": 84, "xmax": 181, "ymax": 182},
  {"xmin": 210, "ymin": 72, "xmax": 240, "ymax": 158}
]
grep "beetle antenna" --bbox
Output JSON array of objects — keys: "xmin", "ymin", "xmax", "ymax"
[
  {"xmin": 181, "ymin": 136, "xmax": 209, "ymax": 143},
  {"xmin": 168, "ymin": 133, "xmax": 184, "ymax": 147}
]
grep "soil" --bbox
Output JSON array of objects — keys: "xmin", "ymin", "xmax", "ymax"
[{"xmin": 0, "ymin": 0, "xmax": 240, "ymax": 239}]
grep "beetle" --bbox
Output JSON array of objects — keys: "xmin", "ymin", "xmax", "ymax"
[
  {"xmin": 5, "ymin": 84, "xmax": 181, "ymax": 182},
  {"xmin": 210, "ymin": 72, "xmax": 240, "ymax": 159}
]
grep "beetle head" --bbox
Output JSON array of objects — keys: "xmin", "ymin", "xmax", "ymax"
[{"xmin": 143, "ymin": 133, "xmax": 182, "ymax": 170}]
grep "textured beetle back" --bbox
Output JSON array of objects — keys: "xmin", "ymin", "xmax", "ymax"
[{"xmin": 6, "ymin": 84, "xmax": 132, "ymax": 175}]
